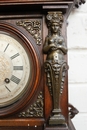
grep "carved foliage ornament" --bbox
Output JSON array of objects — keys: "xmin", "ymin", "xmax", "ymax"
[
  {"xmin": 16, "ymin": 20, "xmax": 42, "ymax": 45},
  {"xmin": 19, "ymin": 92, "xmax": 44, "ymax": 117}
]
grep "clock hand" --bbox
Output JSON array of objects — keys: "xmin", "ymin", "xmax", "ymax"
[
  {"xmin": 4, "ymin": 43, "xmax": 9, "ymax": 52},
  {"xmin": 4, "ymin": 78, "xmax": 11, "ymax": 92},
  {"xmin": 5, "ymin": 85, "xmax": 11, "ymax": 92}
]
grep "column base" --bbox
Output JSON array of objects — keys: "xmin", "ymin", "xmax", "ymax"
[
  {"xmin": 49, "ymin": 114, "xmax": 66, "ymax": 125},
  {"xmin": 44, "ymin": 126, "xmax": 69, "ymax": 130}
]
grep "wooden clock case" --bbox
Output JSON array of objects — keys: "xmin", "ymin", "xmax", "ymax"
[{"xmin": 0, "ymin": 0, "xmax": 84, "ymax": 130}]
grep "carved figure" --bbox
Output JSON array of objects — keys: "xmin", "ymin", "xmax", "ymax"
[
  {"xmin": 43, "ymin": 15, "xmax": 67, "ymax": 62},
  {"xmin": 43, "ymin": 12, "xmax": 67, "ymax": 125}
]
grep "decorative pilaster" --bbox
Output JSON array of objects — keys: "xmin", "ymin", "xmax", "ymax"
[{"xmin": 43, "ymin": 12, "xmax": 67, "ymax": 125}]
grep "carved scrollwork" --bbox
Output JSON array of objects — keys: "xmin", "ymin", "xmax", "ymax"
[
  {"xmin": 68, "ymin": 103, "xmax": 79, "ymax": 119},
  {"xmin": 75, "ymin": 0, "xmax": 86, "ymax": 8},
  {"xmin": 19, "ymin": 91, "xmax": 44, "ymax": 117},
  {"xmin": 16, "ymin": 20, "xmax": 42, "ymax": 45}
]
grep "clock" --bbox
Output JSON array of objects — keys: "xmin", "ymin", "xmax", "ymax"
[
  {"xmin": 0, "ymin": 22, "xmax": 41, "ymax": 117},
  {"xmin": 0, "ymin": 1, "xmax": 80, "ymax": 129},
  {"xmin": 0, "ymin": 32, "xmax": 30, "ymax": 107}
]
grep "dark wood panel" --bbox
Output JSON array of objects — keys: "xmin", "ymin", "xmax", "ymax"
[
  {"xmin": 0, "ymin": 0, "xmax": 73, "ymax": 3},
  {"xmin": 0, "ymin": 119, "xmax": 45, "ymax": 126},
  {"xmin": 0, "ymin": 126, "xmax": 43, "ymax": 130}
]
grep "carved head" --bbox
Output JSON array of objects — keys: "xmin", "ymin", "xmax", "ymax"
[{"xmin": 46, "ymin": 12, "xmax": 63, "ymax": 28}]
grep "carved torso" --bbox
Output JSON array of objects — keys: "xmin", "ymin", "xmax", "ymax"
[{"xmin": 45, "ymin": 34, "xmax": 65, "ymax": 62}]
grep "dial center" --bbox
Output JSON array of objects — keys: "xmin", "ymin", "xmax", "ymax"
[
  {"xmin": 0, "ymin": 52, "xmax": 12, "ymax": 85},
  {"xmin": 4, "ymin": 78, "xmax": 10, "ymax": 84}
]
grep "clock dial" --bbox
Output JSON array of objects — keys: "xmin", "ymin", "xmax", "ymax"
[{"xmin": 0, "ymin": 32, "xmax": 30, "ymax": 107}]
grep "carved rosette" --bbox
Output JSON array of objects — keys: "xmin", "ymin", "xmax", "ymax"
[
  {"xmin": 19, "ymin": 91, "xmax": 44, "ymax": 117},
  {"xmin": 16, "ymin": 20, "xmax": 42, "ymax": 45}
]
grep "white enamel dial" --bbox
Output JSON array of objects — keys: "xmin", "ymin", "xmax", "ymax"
[{"xmin": 0, "ymin": 32, "xmax": 30, "ymax": 107}]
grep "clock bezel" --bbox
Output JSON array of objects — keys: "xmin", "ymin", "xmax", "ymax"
[{"xmin": 0, "ymin": 22, "xmax": 41, "ymax": 117}]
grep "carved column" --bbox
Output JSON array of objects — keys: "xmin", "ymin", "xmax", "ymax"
[{"xmin": 43, "ymin": 12, "xmax": 67, "ymax": 126}]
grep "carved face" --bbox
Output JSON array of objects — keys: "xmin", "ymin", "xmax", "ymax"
[{"xmin": 51, "ymin": 22, "xmax": 59, "ymax": 33}]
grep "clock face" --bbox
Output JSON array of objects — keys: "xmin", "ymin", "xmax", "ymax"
[{"xmin": 0, "ymin": 31, "xmax": 30, "ymax": 107}]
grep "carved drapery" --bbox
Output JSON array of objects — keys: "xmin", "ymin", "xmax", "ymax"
[
  {"xmin": 16, "ymin": 20, "xmax": 42, "ymax": 45},
  {"xmin": 43, "ymin": 12, "xmax": 67, "ymax": 125}
]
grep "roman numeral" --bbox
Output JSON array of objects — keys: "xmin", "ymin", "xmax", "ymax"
[
  {"xmin": 10, "ymin": 53, "xmax": 19, "ymax": 60},
  {"xmin": 4, "ymin": 43, "xmax": 9, "ymax": 52},
  {"xmin": 10, "ymin": 75, "xmax": 20, "ymax": 84},
  {"xmin": 5, "ymin": 86, "xmax": 11, "ymax": 92},
  {"xmin": 13, "ymin": 66, "xmax": 23, "ymax": 70}
]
